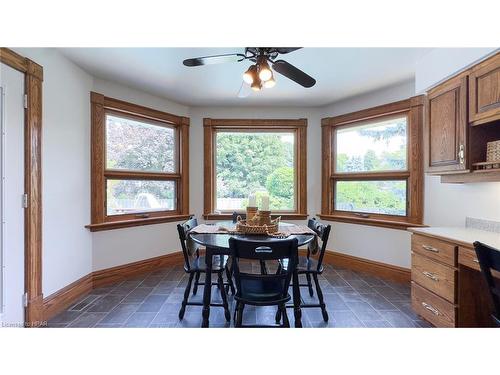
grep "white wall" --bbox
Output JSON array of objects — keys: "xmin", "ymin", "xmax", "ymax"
[
  {"xmin": 15, "ymin": 48, "xmax": 94, "ymax": 296},
  {"xmin": 91, "ymin": 79, "xmax": 190, "ymax": 271},
  {"xmin": 424, "ymin": 176, "xmax": 500, "ymax": 226},
  {"xmin": 321, "ymin": 80, "xmax": 415, "ymax": 115},
  {"xmin": 415, "ymin": 48, "xmax": 498, "ymax": 93}
]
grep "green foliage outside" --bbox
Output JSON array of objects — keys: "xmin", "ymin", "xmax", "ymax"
[
  {"xmin": 335, "ymin": 119, "xmax": 408, "ymax": 215},
  {"xmin": 105, "ymin": 116, "xmax": 176, "ymax": 209},
  {"xmin": 336, "ymin": 181, "xmax": 406, "ymax": 216},
  {"xmin": 216, "ymin": 133, "xmax": 294, "ymax": 210}
]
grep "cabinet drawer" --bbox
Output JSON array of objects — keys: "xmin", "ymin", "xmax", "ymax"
[
  {"xmin": 459, "ymin": 246, "xmax": 500, "ymax": 278},
  {"xmin": 411, "ymin": 252, "xmax": 456, "ymax": 303},
  {"xmin": 458, "ymin": 246, "xmax": 481, "ymax": 271},
  {"xmin": 411, "ymin": 282, "xmax": 456, "ymax": 328},
  {"xmin": 412, "ymin": 234, "xmax": 457, "ymax": 266}
]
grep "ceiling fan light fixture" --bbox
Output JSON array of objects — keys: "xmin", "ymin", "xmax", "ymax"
[
  {"xmin": 242, "ymin": 65, "xmax": 257, "ymax": 84},
  {"xmin": 258, "ymin": 60, "xmax": 273, "ymax": 81},
  {"xmin": 263, "ymin": 75, "xmax": 276, "ymax": 88},
  {"xmin": 251, "ymin": 78, "xmax": 262, "ymax": 91}
]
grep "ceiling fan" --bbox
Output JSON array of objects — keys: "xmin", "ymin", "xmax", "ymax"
[{"xmin": 182, "ymin": 48, "xmax": 316, "ymax": 94}]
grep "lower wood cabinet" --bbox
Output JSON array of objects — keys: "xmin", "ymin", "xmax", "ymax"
[
  {"xmin": 410, "ymin": 232, "xmax": 496, "ymax": 327},
  {"xmin": 457, "ymin": 246, "xmax": 481, "ymax": 271},
  {"xmin": 411, "ymin": 252, "xmax": 456, "ymax": 303},
  {"xmin": 411, "ymin": 282, "xmax": 456, "ymax": 328}
]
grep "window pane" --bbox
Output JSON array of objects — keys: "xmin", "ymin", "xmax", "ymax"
[
  {"xmin": 106, "ymin": 179, "xmax": 176, "ymax": 216},
  {"xmin": 335, "ymin": 180, "xmax": 407, "ymax": 216},
  {"xmin": 335, "ymin": 116, "xmax": 407, "ymax": 173},
  {"xmin": 106, "ymin": 114, "xmax": 175, "ymax": 173},
  {"xmin": 215, "ymin": 132, "xmax": 295, "ymax": 211}
]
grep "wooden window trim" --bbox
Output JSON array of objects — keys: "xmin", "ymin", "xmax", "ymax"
[
  {"xmin": 86, "ymin": 92, "xmax": 190, "ymax": 232},
  {"xmin": 203, "ymin": 118, "xmax": 307, "ymax": 220},
  {"xmin": 320, "ymin": 96, "xmax": 426, "ymax": 230}
]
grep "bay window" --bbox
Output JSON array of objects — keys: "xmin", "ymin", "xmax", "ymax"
[
  {"xmin": 87, "ymin": 92, "xmax": 190, "ymax": 231},
  {"xmin": 321, "ymin": 97, "xmax": 424, "ymax": 229}
]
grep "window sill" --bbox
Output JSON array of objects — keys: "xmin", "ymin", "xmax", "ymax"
[
  {"xmin": 317, "ymin": 214, "xmax": 427, "ymax": 230},
  {"xmin": 203, "ymin": 213, "xmax": 309, "ymax": 221},
  {"xmin": 86, "ymin": 214, "xmax": 193, "ymax": 232}
]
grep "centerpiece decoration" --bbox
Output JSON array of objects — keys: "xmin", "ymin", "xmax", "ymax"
[{"xmin": 236, "ymin": 193, "xmax": 280, "ymax": 234}]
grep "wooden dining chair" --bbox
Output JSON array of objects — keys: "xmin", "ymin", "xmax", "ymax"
[
  {"xmin": 277, "ymin": 217, "xmax": 331, "ymax": 322},
  {"xmin": 473, "ymin": 241, "xmax": 500, "ymax": 327},
  {"xmin": 176, "ymin": 217, "xmax": 234, "ymax": 322},
  {"xmin": 229, "ymin": 237, "xmax": 299, "ymax": 328}
]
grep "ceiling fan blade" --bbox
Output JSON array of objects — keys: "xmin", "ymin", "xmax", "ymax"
[
  {"xmin": 274, "ymin": 47, "xmax": 302, "ymax": 54},
  {"xmin": 237, "ymin": 81, "xmax": 252, "ymax": 98},
  {"xmin": 272, "ymin": 60, "xmax": 316, "ymax": 88},
  {"xmin": 183, "ymin": 53, "xmax": 246, "ymax": 67}
]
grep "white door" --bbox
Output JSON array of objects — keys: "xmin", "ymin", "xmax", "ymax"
[{"xmin": 0, "ymin": 63, "xmax": 25, "ymax": 327}]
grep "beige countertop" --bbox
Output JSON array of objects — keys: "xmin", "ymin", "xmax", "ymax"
[{"xmin": 408, "ymin": 226, "xmax": 500, "ymax": 250}]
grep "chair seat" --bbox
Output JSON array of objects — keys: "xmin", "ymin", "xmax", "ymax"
[
  {"xmin": 188, "ymin": 255, "xmax": 229, "ymax": 272},
  {"xmin": 236, "ymin": 278, "xmax": 291, "ymax": 305},
  {"xmin": 280, "ymin": 256, "xmax": 323, "ymax": 273}
]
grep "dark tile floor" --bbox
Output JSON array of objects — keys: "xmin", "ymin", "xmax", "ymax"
[{"xmin": 47, "ymin": 261, "xmax": 432, "ymax": 328}]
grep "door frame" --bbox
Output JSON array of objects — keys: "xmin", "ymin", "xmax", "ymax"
[{"xmin": 0, "ymin": 48, "xmax": 43, "ymax": 327}]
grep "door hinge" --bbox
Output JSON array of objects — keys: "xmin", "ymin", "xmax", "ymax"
[
  {"xmin": 23, "ymin": 94, "xmax": 28, "ymax": 109},
  {"xmin": 23, "ymin": 293, "xmax": 28, "ymax": 308},
  {"xmin": 22, "ymin": 193, "xmax": 28, "ymax": 208}
]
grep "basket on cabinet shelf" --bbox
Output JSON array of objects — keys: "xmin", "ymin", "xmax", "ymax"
[
  {"xmin": 486, "ymin": 140, "xmax": 500, "ymax": 163},
  {"xmin": 472, "ymin": 140, "xmax": 500, "ymax": 171}
]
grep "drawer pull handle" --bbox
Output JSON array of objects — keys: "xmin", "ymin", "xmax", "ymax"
[
  {"xmin": 422, "ymin": 302, "xmax": 440, "ymax": 316},
  {"xmin": 473, "ymin": 258, "xmax": 479, "ymax": 263},
  {"xmin": 422, "ymin": 271, "xmax": 439, "ymax": 281},
  {"xmin": 422, "ymin": 244, "xmax": 439, "ymax": 253}
]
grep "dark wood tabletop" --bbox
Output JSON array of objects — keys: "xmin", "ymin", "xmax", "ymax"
[{"xmin": 189, "ymin": 221, "xmax": 316, "ymax": 249}]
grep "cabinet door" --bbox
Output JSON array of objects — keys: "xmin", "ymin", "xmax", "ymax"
[
  {"xmin": 425, "ymin": 74, "xmax": 468, "ymax": 173},
  {"xmin": 469, "ymin": 53, "xmax": 500, "ymax": 125}
]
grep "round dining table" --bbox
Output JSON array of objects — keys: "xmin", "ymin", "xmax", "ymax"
[{"xmin": 189, "ymin": 221, "xmax": 316, "ymax": 328}]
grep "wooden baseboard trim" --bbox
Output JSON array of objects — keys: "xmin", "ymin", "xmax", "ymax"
[
  {"xmin": 324, "ymin": 250, "xmax": 410, "ymax": 283},
  {"xmin": 92, "ymin": 252, "xmax": 184, "ymax": 289},
  {"xmin": 43, "ymin": 274, "xmax": 93, "ymax": 321},
  {"xmin": 42, "ymin": 252, "xmax": 184, "ymax": 321}
]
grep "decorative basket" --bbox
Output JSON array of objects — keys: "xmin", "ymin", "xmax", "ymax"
[
  {"xmin": 486, "ymin": 140, "xmax": 500, "ymax": 162},
  {"xmin": 236, "ymin": 216, "xmax": 281, "ymax": 235}
]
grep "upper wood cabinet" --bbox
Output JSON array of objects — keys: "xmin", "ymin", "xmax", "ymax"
[
  {"xmin": 424, "ymin": 52, "xmax": 500, "ymax": 181},
  {"xmin": 469, "ymin": 53, "xmax": 500, "ymax": 125},
  {"xmin": 424, "ymin": 74, "xmax": 468, "ymax": 173}
]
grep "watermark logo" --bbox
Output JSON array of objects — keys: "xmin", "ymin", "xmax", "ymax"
[{"xmin": 1, "ymin": 321, "xmax": 48, "ymax": 328}]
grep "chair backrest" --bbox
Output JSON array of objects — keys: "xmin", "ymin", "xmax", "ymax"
[
  {"xmin": 232, "ymin": 211, "xmax": 246, "ymax": 223},
  {"xmin": 229, "ymin": 237, "xmax": 299, "ymax": 301},
  {"xmin": 473, "ymin": 241, "xmax": 500, "ymax": 325},
  {"xmin": 177, "ymin": 217, "xmax": 198, "ymax": 270},
  {"xmin": 307, "ymin": 217, "xmax": 331, "ymax": 271}
]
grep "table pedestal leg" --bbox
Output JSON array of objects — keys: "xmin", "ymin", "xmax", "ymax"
[
  {"xmin": 201, "ymin": 247, "xmax": 213, "ymax": 328},
  {"xmin": 292, "ymin": 270, "xmax": 302, "ymax": 328}
]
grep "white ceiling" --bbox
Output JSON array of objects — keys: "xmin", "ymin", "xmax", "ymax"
[{"xmin": 60, "ymin": 48, "xmax": 433, "ymax": 107}]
